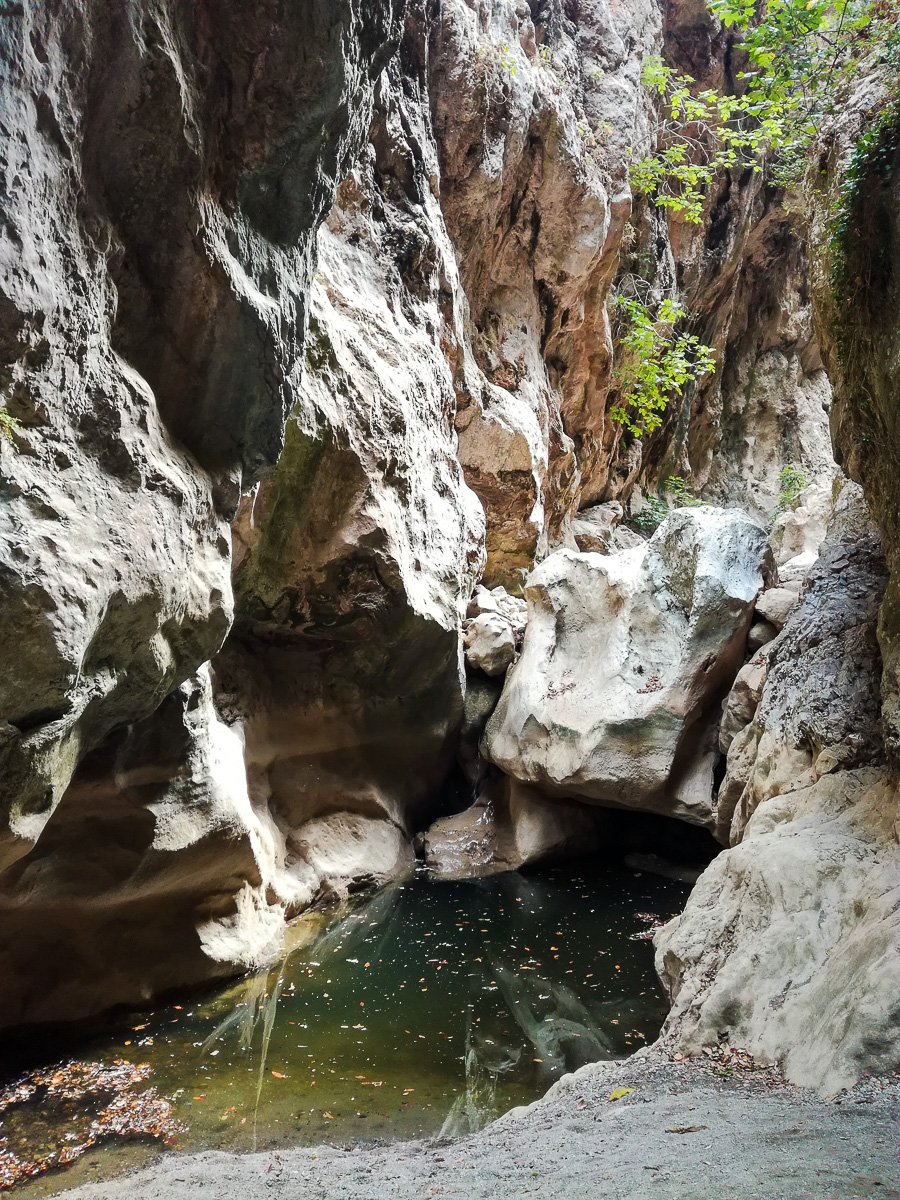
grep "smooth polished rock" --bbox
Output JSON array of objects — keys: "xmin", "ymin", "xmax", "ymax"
[{"xmin": 483, "ymin": 508, "xmax": 770, "ymax": 825}]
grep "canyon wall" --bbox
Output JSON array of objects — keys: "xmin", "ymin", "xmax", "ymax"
[
  {"xmin": 0, "ymin": 0, "xmax": 405, "ymax": 1023},
  {"xmin": 0, "ymin": 0, "xmax": 895, "ymax": 1095}
]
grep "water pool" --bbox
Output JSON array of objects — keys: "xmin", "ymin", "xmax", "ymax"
[{"xmin": 2, "ymin": 861, "xmax": 689, "ymax": 1196}]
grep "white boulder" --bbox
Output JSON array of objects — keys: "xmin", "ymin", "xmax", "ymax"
[
  {"xmin": 483, "ymin": 508, "xmax": 770, "ymax": 825},
  {"xmin": 754, "ymin": 584, "xmax": 800, "ymax": 631}
]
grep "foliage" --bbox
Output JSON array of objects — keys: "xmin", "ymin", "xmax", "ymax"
[
  {"xmin": 498, "ymin": 42, "xmax": 518, "ymax": 75},
  {"xmin": 666, "ymin": 475, "xmax": 704, "ymax": 508},
  {"xmin": 776, "ymin": 463, "xmax": 811, "ymax": 513},
  {"xmin": 0, "ymin": 407, "xmax": 19, "ymax": 447},
  {"xmin": 631, "ymin": 493, "xmax": 669, "ymax": 534},
  {"xmin": 630, "ymin": 476, "xmax": 704, "ymax": 534},
  {"xmin": 611, "ymin": 295, "xmax": 716, "ymax": 436},
  {"xmin": 632, "ymin": 0, "xmax": 900, "ymax": 221},
  {"xmin": 631, "ymin": 55, "xmax": 784, "ymax": 223}
]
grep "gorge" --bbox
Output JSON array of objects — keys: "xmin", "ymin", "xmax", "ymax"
[{"xmin": 0, "ymin": 0, "xmax": 898, "ymax": 1196}]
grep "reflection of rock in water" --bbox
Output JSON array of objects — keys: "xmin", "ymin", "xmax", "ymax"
[
  {"xmin": 439, "ymin": 1019, "xmax": 512, "ymax": 1138},
  {"xmin": 492, "ymin": 963, "xmax": 614, "ymax": 1077},
  {"xmin": 441, "ymin": 958, "xmax": 623, "ymax": 1136}
]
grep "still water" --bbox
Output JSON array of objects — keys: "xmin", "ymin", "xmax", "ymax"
[{"xmin": 2, "ymin": 861, "xmax": 689, "ymax": 1196}]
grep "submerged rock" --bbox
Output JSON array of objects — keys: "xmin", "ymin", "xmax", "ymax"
[{"xmin": 483, "ymin": 508, "xmax": 771, "ymax": 826}]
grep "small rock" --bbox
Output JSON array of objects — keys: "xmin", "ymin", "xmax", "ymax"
[
  {"xmin": 754, "ymin": 586, "xmax": 800, "ymax": 631},
  {"xmin": 464, "ymin": 612, "xmax": 516, "ymax": 676},
  {"xmin": 747, "ymin": 620, "xmax": 778, "ymax": 651}
]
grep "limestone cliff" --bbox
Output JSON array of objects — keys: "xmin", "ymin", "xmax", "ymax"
[
  {"xmin": 0, "ymin": 0, "xmax": 894, "ymax": 1099},
  {"xmin": 0, "ymin": 0, "xmax": 404, "ymax": 1024}
]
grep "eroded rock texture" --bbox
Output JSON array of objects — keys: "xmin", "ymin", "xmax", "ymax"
[
  {"xmin": 214, "ymin": 39, "xmax": 488, "ymax": 898},
  {"xmin": 483, "ymin": 508, "xmax": 770, "ymax": 825},
  {"xmin": 0, "ymin": 0, "xmax": 403, "ymax": 1025},
  {"xmin": 809, "ymin": 85, "xmax": 900, "ymax": 764},
  {"xmin": 656, "ymin": 487, "xmax": 900, "ymax": 1093},
  {"xmin": 0, "ymin": 0, "xmax": 892, "ymax": 1085}
]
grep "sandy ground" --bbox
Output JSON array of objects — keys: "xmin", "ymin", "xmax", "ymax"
[{"xmin": 51, "ymin": 1052, "xmax": 900, "ymax": 1200}]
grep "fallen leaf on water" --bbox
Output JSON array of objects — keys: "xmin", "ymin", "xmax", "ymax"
[
  {"xmin": 132, "ymin": 1024, "xmax": 148, "ymax": 1031},
  {"xmin": 323, "ymin": 1112, "xmax": 334, "ymax": 1119},
  {"xmin": 608, "ymin": 1087, "xmax": 635, "ymax": 1101}
]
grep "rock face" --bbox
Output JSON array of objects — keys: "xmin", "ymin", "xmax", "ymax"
[
  {"xmin": 0, "ymin": 669, "xmax": 279, "ymax": 1025},
  {"xmin": 0, "ymin": 0, "xmax": 404, "ymax": 1025},
  {"xmin": 656, "ymin": 486, "xmax": 900, "ymax": 1092},
  {"xmin": 216, "ymin": 36, "xmax": 487, "ymax": 870},
  {"xmin": 484, "ymin": 508, "xmax": 770, "ymax": 826},
  {"xmin": 809, "ymin": 87, "xmax": 900, "ymax": 766}
]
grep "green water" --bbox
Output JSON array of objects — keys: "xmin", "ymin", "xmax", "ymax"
[{"xmin": 3, "ymin": 862, "xmax": 689, "ymax": 1197}]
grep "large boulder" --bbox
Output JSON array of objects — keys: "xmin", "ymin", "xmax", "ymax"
[{"xmin": 483, "ymin": 508, "xmax": 770, "ymax": 825}]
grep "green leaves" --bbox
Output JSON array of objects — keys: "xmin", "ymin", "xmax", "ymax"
[
  {"xmin": 611, "ymin": 295, "xmax": 716, "ymax": 436},
  {"xmin": 629, "ymin": 55, "xmax": 779, "ymax": 223},
  {"xmin": 0, "ymin": 407, "xmax": 20, "ymax": 447},
  {"xmin": 631, "ymin": 2, "xmax": 900, "ymax": 222},
  {"xmin": 776, "ymin": 463, "xmax": 811, "ymax": 513}
]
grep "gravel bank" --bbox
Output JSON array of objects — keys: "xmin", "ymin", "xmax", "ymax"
[{"xmin": 51, "ymin": 1053, "xmax": 900, "ymax": 1200}]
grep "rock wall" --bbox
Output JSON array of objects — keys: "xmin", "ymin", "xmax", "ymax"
[
  {"xmin": 656, "ymin": 486, "xmax": 900, "ymax": 1094},
  {"xmin": 0, "ymin": 0, "xmax": 404, "ymax": 1025}
]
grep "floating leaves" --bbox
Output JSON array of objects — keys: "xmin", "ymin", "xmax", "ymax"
[{"xmin": 0, "ymin": 1060, "xmax": 181, "ymax": 1190}]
